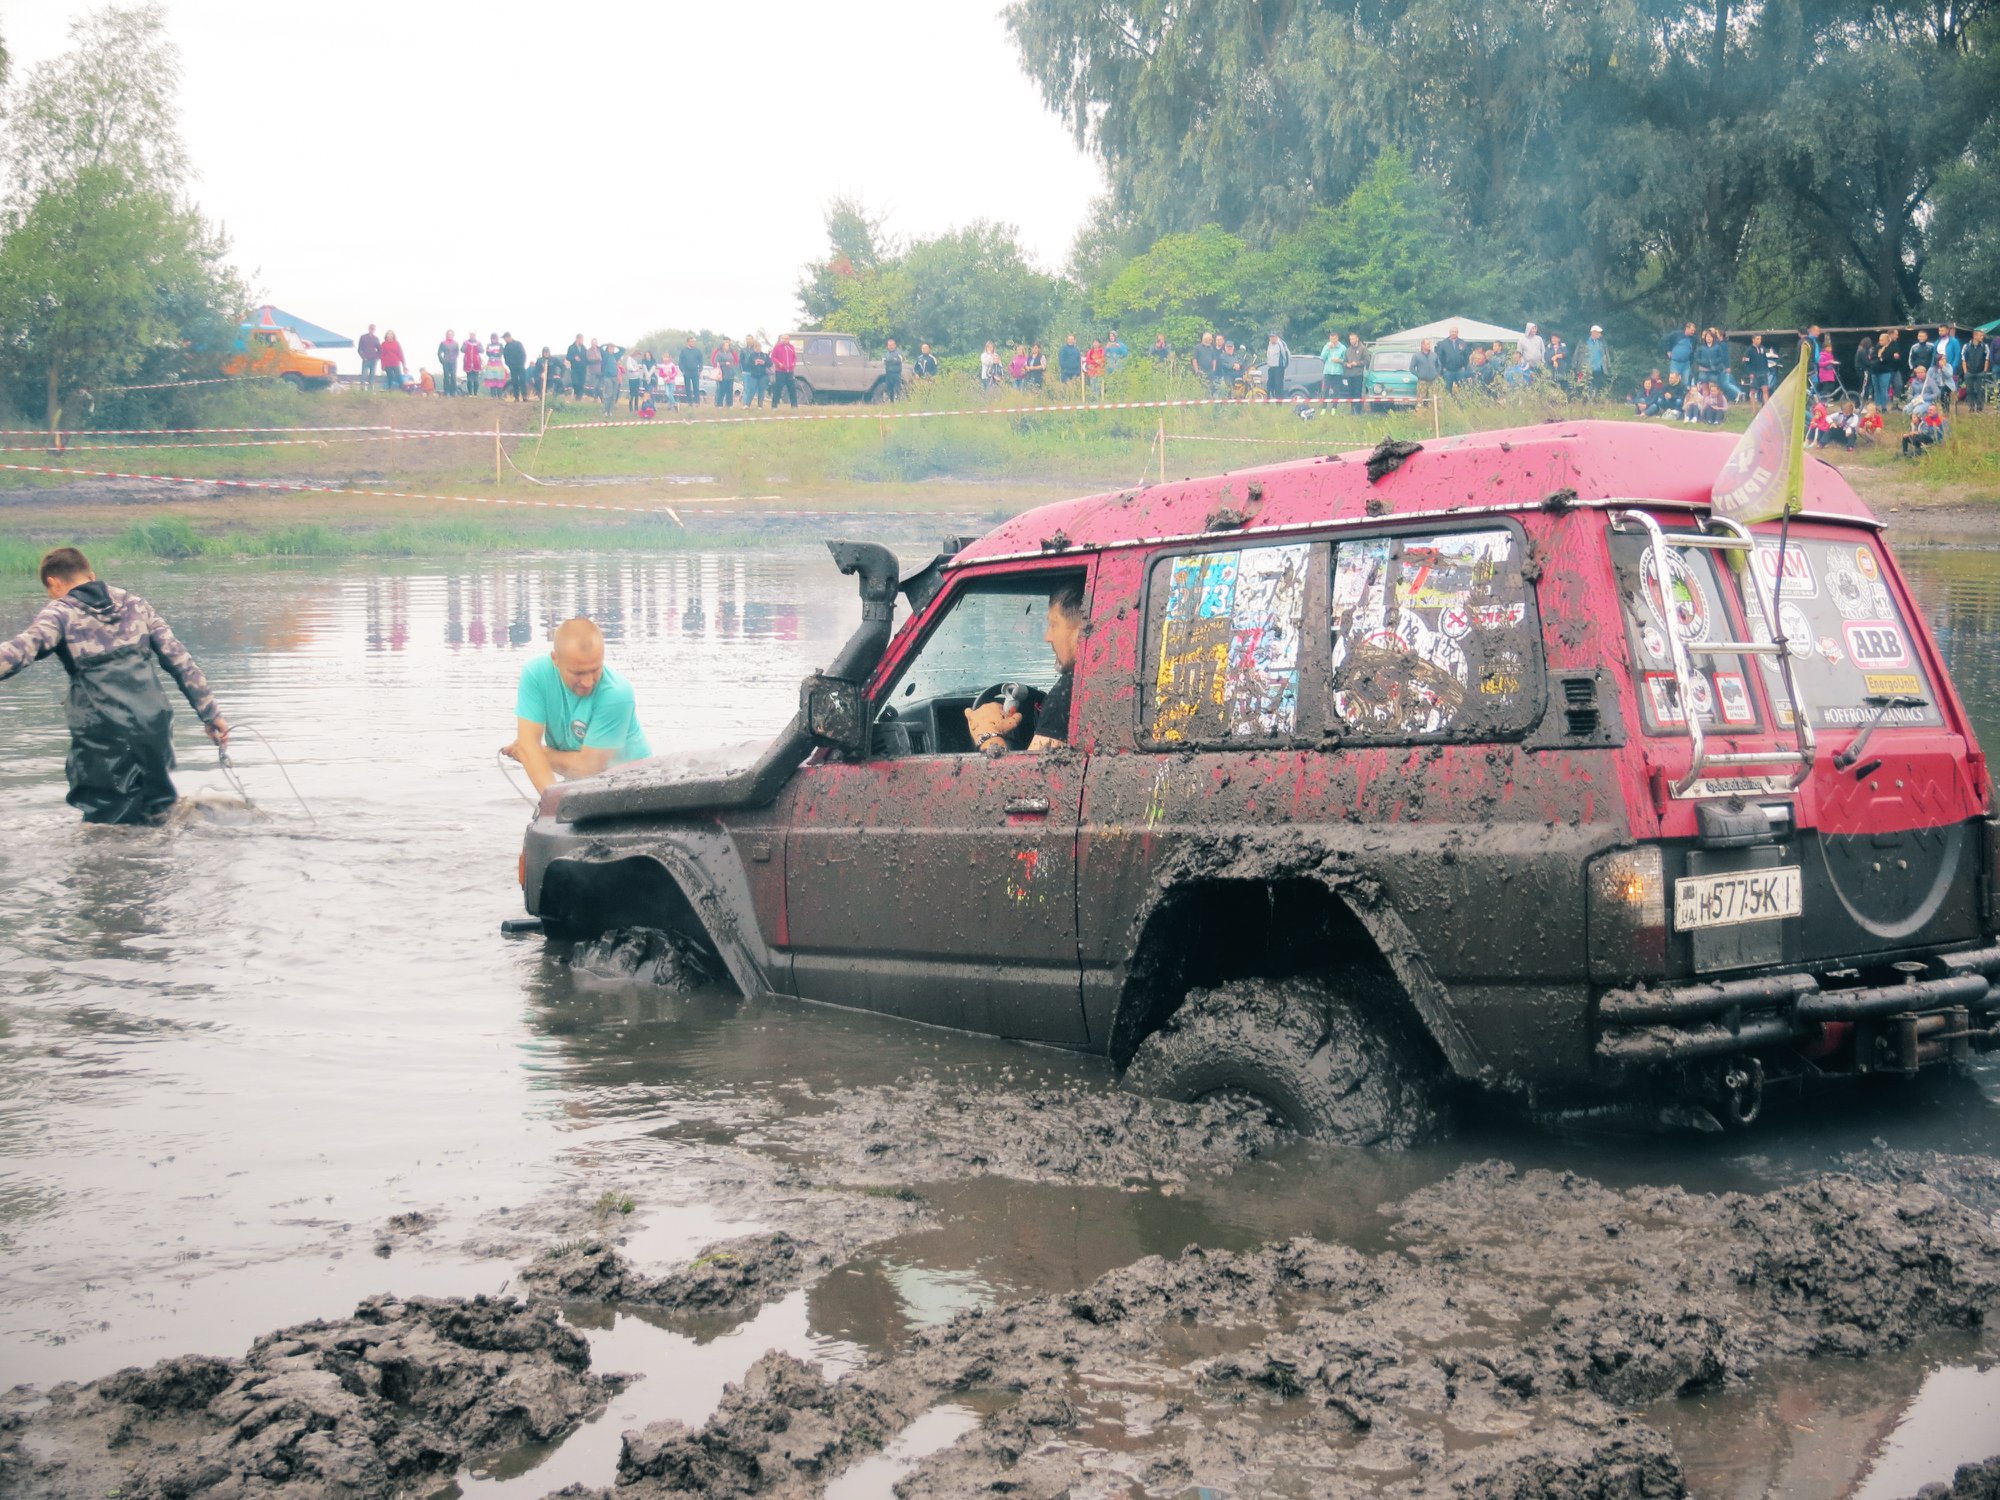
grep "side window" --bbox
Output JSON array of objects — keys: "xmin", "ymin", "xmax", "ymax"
[
  {"xmin": 1145, "ymin": 544, "xmax": 1313, "ymax": 742},
  {"xmin": 873, "ymin": 572, "xmax": 1083, "ymax": 757},
  {"xmin": 805, "ymin": 338, "xmax": 833, "ymax": 359},
  {"xmin": 1330, "ymin": 527, "xmax": 1539, "ymax": 739},
  {"xmin": 834, "ymin": 338, "xmax": 861, "ymax": 358},
  {"xmin": 1746, "ymin": 534, "xmax": 1943, "ymax": 731}
]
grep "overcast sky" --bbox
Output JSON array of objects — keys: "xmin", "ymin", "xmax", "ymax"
[{"xmin": 1, "ymin": 0, "xmax": 1104, "ymax": 371}]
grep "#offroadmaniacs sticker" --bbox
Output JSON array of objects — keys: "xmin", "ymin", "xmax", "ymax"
[{"xmin": 1843, "ymin": 620, "xmax": 1909, "ymax": 669}]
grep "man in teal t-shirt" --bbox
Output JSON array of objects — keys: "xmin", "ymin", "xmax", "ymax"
[{"xmin": 504, "ymin": 617, "xmax": 650, "ymax": 792}]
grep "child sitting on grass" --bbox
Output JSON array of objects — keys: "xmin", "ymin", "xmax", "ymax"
[
  {"xmin": 1900, "ymin": 401, "xmax": 1946, "ymax": 458},
  {"xmin": 1859, "ymin": 402, "xmax": 1884, "ymax": 443}
]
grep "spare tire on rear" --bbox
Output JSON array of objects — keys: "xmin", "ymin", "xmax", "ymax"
[{"xmin": 1120, "ymin": 976, "xmax": 1446, "ymax": 1146}]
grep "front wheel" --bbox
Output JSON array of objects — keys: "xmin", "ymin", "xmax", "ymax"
[
  {"xmin": 280, "ymin": 372, "xmax": 305, "ymax": 390},
  {"xmin": 1121, "ymin": 976, "xmax": 1446, "ymax": 1146},
  {"xmin": 794, "ymin": 380, "xmax": 815, "ymax": 407}
]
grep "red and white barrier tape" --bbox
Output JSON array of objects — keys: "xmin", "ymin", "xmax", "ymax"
[
  {"xmin": 0, "ymin": 431, "xmax": 498, "ymax": 455},
  {"xmin": 0, "ymin": 424, "xmax": 398, "ymax": 438},
  {"xmin": 101, "ymin": 374, "xmax": 278, "ymax": 392},
  {"xmin": 543, "ymin": 391, "xmax": 1425, "ymax": 433}
]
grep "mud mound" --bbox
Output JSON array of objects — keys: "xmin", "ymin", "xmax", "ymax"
[
  {"xmin": 596, "ymin": 1163, "xmax": 2000, "ymax": 1499},
  {"xmin": 617, "ymin": 1352, "xmax": 903, "ymax": 1497},
  {"xmin": 0, "ymin": 1294, "xmax": 620, "ymax": 1500},
  {"xmin": 521, "ymin": 1232, "xmax": 831, "ymax": 1319},
  {"xmin": 762, "ymin": 1073, "xmax": 1286, "ymax": 1186}
]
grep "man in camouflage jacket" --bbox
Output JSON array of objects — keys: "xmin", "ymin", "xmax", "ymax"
[{"xmin": 0, "ymin": 547, "xmax": 230, "ymax": 824}]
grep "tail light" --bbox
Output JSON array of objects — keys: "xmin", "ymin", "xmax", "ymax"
[{"xmin": 1588, "ymin": 846, "xmax": 1667, "ymax": 984}]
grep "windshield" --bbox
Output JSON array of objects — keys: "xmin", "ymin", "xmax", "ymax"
[{"xmin": 1372, "ymin": 351, "xmax": 1414, "ymax": 373}]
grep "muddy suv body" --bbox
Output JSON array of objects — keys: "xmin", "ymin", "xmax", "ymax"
[
  {"xmin": 520, "ymin": 421, "xmax": 2000, "ymax": 1125},
  {"xmin": 782, "ymin": 332, "xmax": 899, "ymax": 405}
]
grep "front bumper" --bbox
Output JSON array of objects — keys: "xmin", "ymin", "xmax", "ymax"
[{"xmin": 1595, "ymin": 945, "xmax": 2000, "ymax": 1072}]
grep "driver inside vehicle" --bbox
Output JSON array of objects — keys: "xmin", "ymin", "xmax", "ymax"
[{"xmin": 964, "ymin": 582, "xmax": 1085, "ymax": 756}]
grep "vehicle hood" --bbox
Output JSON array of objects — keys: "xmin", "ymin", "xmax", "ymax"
[{"xmin": 554, "ymin": 738, "xmax": 802, "ymax": 823}]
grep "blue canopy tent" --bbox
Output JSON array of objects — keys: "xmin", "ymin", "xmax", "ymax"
[
  {"xmin": 243, "ymin": 304, "xmax": 352, "ymax": 349},
  {"xmin": 1979, "ymin": 317, "xmax": 1999, "ymax": 335}
]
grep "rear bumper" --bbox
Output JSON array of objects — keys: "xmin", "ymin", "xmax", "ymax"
[{"xmin": 1596, "ymin": 945, "xmax": 2000, "ymax": 1072}]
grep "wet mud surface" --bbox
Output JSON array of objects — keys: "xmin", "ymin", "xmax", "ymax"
[
  {"xmin": 8, "ymin": 552, "xmax": 2000, "ymax": 1498},
  {"xmin": 9, "ymin": 1160, "xmax": 1996, "ymax": 1498}
]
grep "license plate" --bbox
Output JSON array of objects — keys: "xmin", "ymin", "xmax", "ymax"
[{"xmin": 1674, "ymin": 867, "xmax": 1802, "ymax": 931}]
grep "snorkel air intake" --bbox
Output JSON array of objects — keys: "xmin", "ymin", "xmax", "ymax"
[{"xmin": 554, "ymin": 541, "xmax": 903, "ymax": 823}]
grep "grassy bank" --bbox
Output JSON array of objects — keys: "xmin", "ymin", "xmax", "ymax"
[{"xmin": 1, "ymin": 372, "xmax": 1994, "ymax": 569}]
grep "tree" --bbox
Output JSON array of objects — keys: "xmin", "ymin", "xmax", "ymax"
[
  {"xmin": 1926, "ymin": 116, "xmax": 2000, "ymax": 320},
  {"xmin": 796, "ymin": 210, "xmax": 1061, "ymax": 353},
  {"xmin": 1008, "ymin": 0, "xmax": 2000, "ymax": 335},
  {"xmin": 1093, "ymin": 224, "xmax": 1249, "ymax": 346},
  {"xmin": 0, "ymin": 165, "xmax": 242, "ymax": 442},
  {"xmin": 4, "ymin": 4, "xmax": 190, "ymax": 203},
  {"xmin": 1246, "ymin": 151, "xmax": 1501, "ymax": 338},
  {"xmin": 796, "ymin": 197, "xmax": 890, "ymax": 329}
]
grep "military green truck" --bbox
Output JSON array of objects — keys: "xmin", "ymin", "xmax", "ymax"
[{"xmin": 783, "ymin": 332, "xmax": 901, "ymax": 405}]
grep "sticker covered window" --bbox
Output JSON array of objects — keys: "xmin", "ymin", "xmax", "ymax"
[
  {"xmin": 1329, "ymin": 527, "xmax": 1539, "ymax": 739},
  {"xmin": 1611, "ymin": 529, "xmax": 1764, "ymax": 735},
  {"xmin": 1147, "ymin": 544, "xmax": 1312, "ymax": 742},
  {"xmin": 1746, "ymin": 534, "xmax": 1942, "ymax": 730}
]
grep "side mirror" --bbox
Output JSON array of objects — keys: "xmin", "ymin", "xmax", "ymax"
[{"xmin": 801, "ymin": 673, "xmax": 868, "ymax": 758}]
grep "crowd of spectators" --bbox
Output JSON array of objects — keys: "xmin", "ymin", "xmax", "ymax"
[{"xmin": 343, "ymin": 314, "xmax": 1991, "ymax": 455}]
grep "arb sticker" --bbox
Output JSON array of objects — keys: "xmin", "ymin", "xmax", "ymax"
[{"xmin": 1843, "ymin": 621, "xmax": 1909, "ymax": 669}]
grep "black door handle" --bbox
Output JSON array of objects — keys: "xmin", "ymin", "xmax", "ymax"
[{"xmin": 1005, "ymin": 798, "xmax": 1050, "ymax": 817}]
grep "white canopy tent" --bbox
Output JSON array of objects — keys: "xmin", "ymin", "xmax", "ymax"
[{"xmin": 1376, "ymin": 317, "xmax": 1528, "ymax": 347}]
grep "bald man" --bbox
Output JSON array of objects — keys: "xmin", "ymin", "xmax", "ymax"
[{"xmin": 504, "ymin": 617, "xmax": 651, "ymax": 792}]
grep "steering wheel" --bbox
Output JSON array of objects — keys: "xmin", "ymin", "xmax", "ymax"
[{"xmin": 971, "ymin": 681, "xmax": 1046, "ymax": 750}]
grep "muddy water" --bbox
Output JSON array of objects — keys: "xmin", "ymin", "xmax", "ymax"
[{"xmin": 2, "ymin": 528, "xmax": 1999, "ymax": 1495}]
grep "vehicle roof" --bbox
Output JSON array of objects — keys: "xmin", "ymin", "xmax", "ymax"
[{"xmin": 952, "ymin": 419, "xmax": 1879, "ymax": 566}]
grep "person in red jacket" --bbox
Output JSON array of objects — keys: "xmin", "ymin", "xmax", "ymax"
[
  {"xmin": 770, "ymin": 334, "xmax": 799, "ymax": 408},
  {"xmin": 378, "ymin": 330, "xmax": 407, "ymax": 391},
  {"xmin": 462, "ymin": 332, "xmax": 483, "ymax": 396}
]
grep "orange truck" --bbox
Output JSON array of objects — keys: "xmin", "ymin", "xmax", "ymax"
[{"xmin": 225, "ymin": 324, "xmax": 337, "ymax": 390}]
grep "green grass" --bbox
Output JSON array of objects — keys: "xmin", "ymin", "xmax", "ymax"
[{"xmin": 6, "ymin": 375, "xmax": 1995, "ymax": 573}]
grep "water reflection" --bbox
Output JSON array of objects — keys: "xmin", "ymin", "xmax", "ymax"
[{"xmin": 360, "ymin": 557, "xmax": 806, "ymax": 657}]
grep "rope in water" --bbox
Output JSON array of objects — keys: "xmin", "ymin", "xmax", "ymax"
[
  {"xmin": 496, "ymin": 749, "xmax": 537, "ymax": 805},
  {"xmin": 216, "ymin": 725, "xmax": 319, "ymax": 824}
]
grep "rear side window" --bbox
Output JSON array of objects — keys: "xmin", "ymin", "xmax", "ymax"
[
  {"xmin": 1329, "ymin": 526, "xmax": 1540, "ymax": 740},
  {"xmin": 1611, "ymin": 530, "xmax": 1765, "ymax": 734},
  {"xmin": 1146, "ymin": 543, "xmax": 1313, "ymax": 742},
  {"xmin": 1746, "ymin": 534, "xmax": 1944, "ymax": 730}
]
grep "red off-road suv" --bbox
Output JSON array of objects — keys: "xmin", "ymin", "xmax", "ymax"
[{"xmin": 518, "ymin": 421, "xmax": 1999, "ymax": 1136}]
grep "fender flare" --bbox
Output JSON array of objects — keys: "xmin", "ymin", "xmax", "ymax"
[
  {"xmin": 1115, "ymin": 867, "xmax": 1489, "ymax": 1084},
  {"xmin": 540, "ymin": 830, "xmax": 777, "ymax": 1000}
]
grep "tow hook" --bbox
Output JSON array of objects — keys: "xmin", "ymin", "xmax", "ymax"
[{"xmin": 1707, "ymin": 1056, "xmax": 1765, "ymax": 1127}]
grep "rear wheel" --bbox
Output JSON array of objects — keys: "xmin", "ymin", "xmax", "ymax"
[
  {"xmin": 867, "ymin": 380, "xmax": 894, "ymax": 405},
  {"xmin": 794, "ymin": 379, "xmax": 815, "ymax": 407},
  {"xmin": 1121, "ymin": 975, "xmax": 1446, "ymax": 1146}
]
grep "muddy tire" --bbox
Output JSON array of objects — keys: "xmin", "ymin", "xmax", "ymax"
[{"xmin": 1120, "ymin": 976, "xmax": 1445, "ymax": 1146}]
